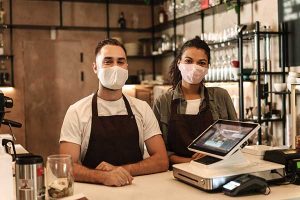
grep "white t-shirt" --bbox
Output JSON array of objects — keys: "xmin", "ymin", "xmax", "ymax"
[
  {"xmin": 59, "ymin": 93, "xmax": 161, "ymax": 162},
  {"xmin": 185, "ymin": 99, "xmax": 202, "ymax": 115}
]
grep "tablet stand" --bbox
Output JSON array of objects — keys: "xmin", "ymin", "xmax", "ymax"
[{"xmin": 190, "ymin": 150, "xmax": 250, "ymax": 169}]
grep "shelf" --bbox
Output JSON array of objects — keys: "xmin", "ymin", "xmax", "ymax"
[
  {"xmin": 251, "ymin": 71, "xmax": 288, "ymax": 75},
  {"xmin": 0, "ymin": 55, "xmax": 13, "ymax": 60},
  {"xmin": 0, "ymin": 24, "xmax": 8, "ymax": 29},
  {"xmin": 206, "ymin": 80, "xmax": 238, "ymax": 83},
  {"xmin": 242, "ymin": 31, "xmax": 285, "ymax": 37},
  {"xmin": 109, "ymin": 27, "xmax": 151, "ymax": 32},
  {"xmin": 28, "ymin": 0, "xmax": 160, "ymax": 5},
  {"xmin": 8, "ymin": 24, "xmax": 151, "ymax": 32},
  {"xmin": 127, "ymin": 55, "xmax": 153, "ymax": 59},
  {"xmin": 152, "ymin": 51, "xmax": 175, "ymax": 58},
  {"xmin": 208, "ymin": 39, "xmax": 238, "ymax": 49},
  {"xmin": 206, "ymin": 79, "xmax": 256, "ymax": 83},
  {"xmin": 245, "ymin": 117, "xmax": 284, "ymax": 123},
  {"xmin": 266, "ymin": 91, "xmax": 290, "ymax": 95}
]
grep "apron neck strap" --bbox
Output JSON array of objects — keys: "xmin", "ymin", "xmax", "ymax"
[
  {"xmin": 92, "ymin": 92, "xmax": 134, "ymax": 117},
  {"xmin": 170, "ymin": 86, "xmax": 210, "ymax": 115}
]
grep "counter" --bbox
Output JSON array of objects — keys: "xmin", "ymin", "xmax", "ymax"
[{"xmin": 74, "ymin": 171, "xmax": 300, "ymax": 200}]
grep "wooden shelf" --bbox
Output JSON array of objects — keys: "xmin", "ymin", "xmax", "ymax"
[
  {"xmin": 8, "ymin": 24, "xmax": 151, "ymax": 32},
  {"xmin": 28, "ymin": 0, "xmax": 160, "ymax": 5},
  {"xmin": 0, "ymin": 55, "xmax": 13, "ymax": 60},
  {"xmin": 152, "ymin": 51, "xmax": 175, "ymax": 58},
  {"xmin": 127, "ymin": 55, "xmax": 153, "ymax": 59}
]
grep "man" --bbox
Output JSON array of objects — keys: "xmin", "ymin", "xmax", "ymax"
[{"xmin": 59, "ymin": 39, "xmax": 168, "ymax": 187}]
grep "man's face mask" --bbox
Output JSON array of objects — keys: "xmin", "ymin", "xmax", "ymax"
[
  {"xmin": 96, "ymin": 54, "xmax": 128, "ymax": 90},
  {"xmin": 178, "ymin": 63, "xmax": 208, "ymax": 84},
  {"xmin": 97, "ymin": 65, "xmax": 128, "ymax": 90}
]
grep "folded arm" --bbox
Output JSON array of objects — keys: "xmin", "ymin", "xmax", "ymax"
[
  {"xmin": 59, "ymin": 142, "xmax": 133, "ymax": 187},
  {"xmin": 122, "ymin": 134, "xmax": 169, "ymax": 176}
]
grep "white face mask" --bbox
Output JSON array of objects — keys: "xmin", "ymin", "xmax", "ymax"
[
  {"xmin": 178, "ymin": 63, "xmax": 208, "ymax": 84},
  {"xmin": 98, "ymin": 66, "xmax": 128, "ymax": 90}
]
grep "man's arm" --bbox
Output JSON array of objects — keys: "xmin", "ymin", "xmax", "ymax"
[
  {"xmin": 122, "ymin": 134, "xmax": 169, "ymax": 176},
  {"xmin": 60, "ymin": 142, "xmax": 133, "ymax": 186}
]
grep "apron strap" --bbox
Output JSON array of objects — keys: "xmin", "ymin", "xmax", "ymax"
[
  {"xmin": 92, "ymin": 92, "xmax": 98, "ymax": 117},
  {"xmin": 171, "ymin": 86, "xmax": 211, "ymax": 116},
  {"xmin": 170, "ymin": 98, "xmax": 180, "ymax": 116},
  {"xmin": 198, "ymin": 86, "xmax": 210, "ymax": 114},
  {"xmin": 92, "ymin": 91, "xmax": 134, "ymax": 117},
  {"xmin": 122, "ymin": 94, "xmax": 134, "ymax": 117}
]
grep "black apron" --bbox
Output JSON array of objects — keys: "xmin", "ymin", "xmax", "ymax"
[
  {"xmin": 167, "ymin": 87, "xmax": 214, "ymax": 157},
  {"xmin": 82, "ymin": 93, "xmax": 143, "ymax": 169}
]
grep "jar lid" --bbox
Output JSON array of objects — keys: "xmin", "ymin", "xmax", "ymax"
[{"xmin": 16, "ymin": 154, "xmax": 43, "ymax": 165}]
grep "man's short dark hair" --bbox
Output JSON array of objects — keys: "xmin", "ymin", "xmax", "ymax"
[{"xmin": 95, "ymin": 38, "xmax": 127, "ymax": 56}]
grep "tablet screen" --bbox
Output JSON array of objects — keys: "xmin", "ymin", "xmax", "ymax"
[{"xmin": 188, "ymin": 120, "xmax": 259, "ymax": 158}]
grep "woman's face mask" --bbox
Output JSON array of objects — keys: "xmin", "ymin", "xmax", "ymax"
[{"xmin": 178, "ymin": 63, "xmax": 208, "ymax": 84}]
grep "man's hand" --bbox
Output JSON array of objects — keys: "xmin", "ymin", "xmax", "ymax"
[
  {"xmin": 102, "ymin": 167, "xmax": 133, "ymax": 187},
  {"xmin": 96, "ymin": 161, "xmax": 117, "ymax": 171},
  {"xmin": 191, "ymin": 153, "xmax": 205, "ymax": 161}
]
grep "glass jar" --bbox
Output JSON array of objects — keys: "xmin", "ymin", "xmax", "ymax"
[{"xmin": 46, "ymin": 154, "xmax": 74, "ymax": 199}]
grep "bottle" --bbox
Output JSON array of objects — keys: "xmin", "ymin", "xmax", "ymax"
[
  {"xmin": 0, "ymin": 141, "xmax": 14, "ymax": 200},
  {"xmin": 0, "ymin": 60, "xmax": 5, "ymax": 70},
  {"xmin": 0, "ymin": 32, "xmax": 4, "ymax": 55},
  {"xmin": 158, "ymin": 5, "xmax": 167, "ymax": 24},
  {"xmin": 118, "ymin": 12, "xmax": 126, "ymax": 29},
  {"xmin": 0, "ymin": 1, "xmax": 5, "ymax": 25},
  {"xmin": 132, "ymin": 13, "xmax": 139, "ymax": 29}
]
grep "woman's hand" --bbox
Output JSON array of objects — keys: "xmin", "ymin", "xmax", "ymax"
[{"xmin": 191, "ymin": 153, "xmax": 205, "ymax": 161}]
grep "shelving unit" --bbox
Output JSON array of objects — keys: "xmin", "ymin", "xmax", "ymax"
[
  {"xmin": 5, "ymin": 0, "xmax": 164, "ymax": 85},
  {"xmin": 234, "ymin": 21, "xmax": 289, "ymax": 145},
  {"xmin": 0, "ymin": 0, "xmax": 13, "ymax": 87}
]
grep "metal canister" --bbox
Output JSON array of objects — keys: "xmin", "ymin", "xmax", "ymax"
[{"xmin": 15, "ymin": 155, "xmax": 45, "ymax": 200}]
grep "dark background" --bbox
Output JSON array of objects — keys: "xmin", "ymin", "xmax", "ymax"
[{"xmin": 278, "ymin": 0, "xmax": 300, "ymax": 67}]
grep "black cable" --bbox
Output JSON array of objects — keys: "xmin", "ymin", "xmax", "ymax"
[{"xmin": 271, "ymin": 169, "xmax": 295, "ymax": 185}]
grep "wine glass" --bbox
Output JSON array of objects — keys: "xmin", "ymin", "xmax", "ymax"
[{"xmin": 46, "ymin": 154, "xmax": 74, "ymax": 199}]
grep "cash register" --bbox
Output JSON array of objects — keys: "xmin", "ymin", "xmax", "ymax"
[{"xmin": 173, "ymin": 119, "xmax": 285, "ymax": 191}]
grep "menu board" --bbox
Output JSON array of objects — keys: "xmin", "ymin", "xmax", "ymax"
[{"xmin": 278, "ymin": 0, "xmax": 300, "ymax": 66}]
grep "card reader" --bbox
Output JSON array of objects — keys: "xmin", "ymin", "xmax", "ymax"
[{"xmin": 223, "ymin": 174, "xmax": 268, "ymax": 196}]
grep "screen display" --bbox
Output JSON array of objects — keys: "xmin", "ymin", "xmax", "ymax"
[
  {"xmin": 297, "ymin": 161, "xmax": 300, "ymax": 169},
  {"xmin": 189, "ymin": 120, "xmax": 258, "ymax": 157}
]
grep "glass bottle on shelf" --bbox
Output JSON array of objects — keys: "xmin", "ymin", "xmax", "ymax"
[
  {"xmin": 158, "ymin": 4, "xmax": 168, "ymax": 24},
  {"xmin": 0, "ymin": 1, "xmax": 5, "ymax": 25},
  {"xmin": 132, "ymin": 13, "xmax": 139, "ymax": 29},
  {"xmin": 118, "ymin": 12, "xmax": 126, "ymax": 29},
  {"xmin": 0, "ymin": 32, "xmax": 4, "ymax": 55},
  {"xmin": 0, "ymin": 60, "xmax": 5, "ymax": 70}
]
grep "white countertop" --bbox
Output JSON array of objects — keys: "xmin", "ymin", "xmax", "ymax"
[{"xmin": 74, "ymin": 171, "xmax": 300, "ymax": 200}]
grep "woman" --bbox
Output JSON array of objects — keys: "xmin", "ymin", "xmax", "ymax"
[{"xmin": 153, "ymin": 36, "xmax": 237, "ymax": 165}]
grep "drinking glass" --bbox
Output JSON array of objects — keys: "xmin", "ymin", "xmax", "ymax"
[{"xmin": 46, "ymin": 154, "xmax": 74, "ymax": 199}]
